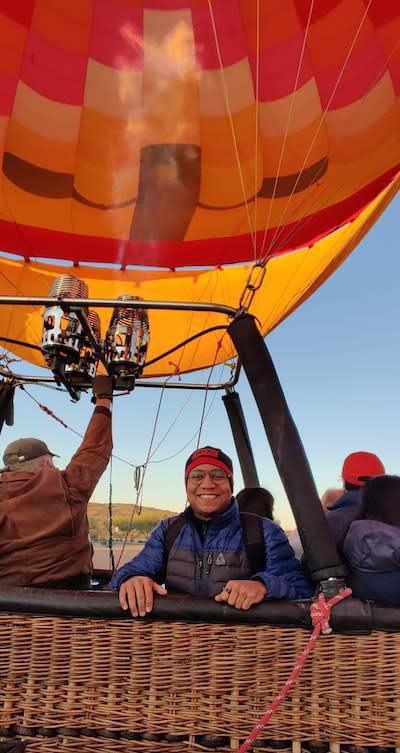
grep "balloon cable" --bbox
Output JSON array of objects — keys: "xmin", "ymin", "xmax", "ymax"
[
  {"xmin": 196, "ymin": 333, "xmax": 227, "ymax": 449},
  {"xmin": 207, "ymin": 0, "xmax": 256, "ymax": 255},
  {"xmin": 108, "ymin": 455, "xmax": 115, "ymax": 572},
  {"xmin": 19, "ymin": 385, "xmax": 139, "ymax": 469},
  {"xmin": 258, "ymin": 0, "xmax": 315, "ymax": 260},
  {"xmin": 0, "ymin": 336, "xmax": 42, "ymax": 352},
  {"xmin": 147, "ymin": 360, "xmax": 226, "ymax": 464},
  {"xmin": 261, "ymin": 0, "xmax": 373, "ymax": 263},
  {"xmin": 143, "ymin": 325, "xmax": 228, "ymax": 369},
  {"xmin": 113, "ymin": 376, "xmax": 170, "ymax": 571}
]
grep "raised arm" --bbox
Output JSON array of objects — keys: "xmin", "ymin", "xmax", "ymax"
[{"xmin": 62, "ymin": 376, "xmax": 113, "ymax": 503}]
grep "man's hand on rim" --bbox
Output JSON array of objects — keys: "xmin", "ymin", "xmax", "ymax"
[
  {"xmin": 214, "ymin": 579, "xmax": 267, "ymax": 610},
  {"xmin": 119, "ymin": 576, "xmax": 167, "ymax": 617}
]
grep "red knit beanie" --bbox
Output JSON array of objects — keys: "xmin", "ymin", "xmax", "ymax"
[{"xmin": 185, "ymin": 446, "xmax": 233, "ymax": 489}]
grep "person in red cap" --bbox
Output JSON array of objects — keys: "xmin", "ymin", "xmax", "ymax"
[
  {"xmin": 325, "ymin": 450, "xmax": 386, "ymax": 549},
  {"xmin": 290, "ymin": 450, "xmax": 386, "ymax": 559},
  {"xmin": 0, "ymin": 376, "xmax": 114, "ymax": 589},
  {"xmin": 341, "ymin": 451, "xmax": 385, "ymax": 489},
  {"xmin": 110, "ymin": 445, "xmax": 312, "ymax": 616}
]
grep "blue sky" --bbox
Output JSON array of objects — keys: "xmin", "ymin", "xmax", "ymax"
[{"xmin": 1, "ymin": 193, "xmax": 398, "ymax": 529}]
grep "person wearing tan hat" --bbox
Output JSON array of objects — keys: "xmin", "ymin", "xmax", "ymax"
[
  {"xmin": 110, "ymin": 446, "xmax": 312, "ymax": 616},
  {"xmin": 0, "ymin": 375, "xmax": 114, "ymax": 589}
]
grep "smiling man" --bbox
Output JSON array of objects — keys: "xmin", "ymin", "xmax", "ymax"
[{"xmin": 109, "ymin": 446, "xmax": 312, "ymax": 616}]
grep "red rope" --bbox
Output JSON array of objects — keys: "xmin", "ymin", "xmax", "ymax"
[
  {"xmin": 237, "ymin": 588, "xmax": 352, "ymax": 753},
  {"xmin": 36, "ymin": 402, "xmax": 70, "ymax": 430}
]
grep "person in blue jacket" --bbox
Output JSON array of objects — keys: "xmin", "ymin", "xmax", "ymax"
[
  {"xmin": 343, "ymin": 475, "xmax": 400, "ymax": 603},
  {"xmin": 325, "ymin": 451, "xmax": 385, "ymax": 550},
  {"xmin": 109, "ymin": 446, "xmax": 312, "ymax": 616},
  {"xmin": 289, "ymin": 450, "xmax": 385, "ymax": 558}
]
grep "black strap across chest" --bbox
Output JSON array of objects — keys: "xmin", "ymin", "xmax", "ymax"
[{"xmin": 164, "ymin": 511, "xmax": 266, "ymax": 574}]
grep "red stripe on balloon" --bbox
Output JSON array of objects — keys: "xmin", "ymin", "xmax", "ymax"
[
  {"xmin": 20, "ymin": 32, "xmax": 88, "ymax": 105},
  {"xmin": 317, "ymin": 37, "xmax": 391, "ymax": 110},
  {"xmin": 0, "ymin": 0, "xmax": 35, "ymax": 28},
  {"xmin": 192, "ymin": 0, "xmax": 248, "ymax": 70},
  {"xmin": 0, "ymin": 167, "xmax": 397, "ymax": 267},
  {"xmin": 90, "ymin": 0, "xmax": 144, "ymax": 70},
  {"xmin": 0, "ymin": 72, "xmax": 18, "ymax": 116},
  {"xmin": 253, "ymin": 32, "xmax": 313, "ymax": 101}
]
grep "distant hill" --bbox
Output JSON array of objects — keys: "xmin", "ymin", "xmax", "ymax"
[{"xmin": 88, "ymin": 502, "xmax": 177, "ymax": 543}]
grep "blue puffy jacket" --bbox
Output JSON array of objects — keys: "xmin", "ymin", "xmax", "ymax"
[
  {"xmin": 343, "ymin": 519, "xmax": 400, "ymax": 603},
  {"xmin": 325, "ymin": 490, "xmax": 364, "ymax": 548},
  {"xmin": 109, "ymin": 500, "xmax": 313, "ymax": 600},
  {"xmin": 289, "ymin": 489, "xmax": 363, "ymax": 558}
]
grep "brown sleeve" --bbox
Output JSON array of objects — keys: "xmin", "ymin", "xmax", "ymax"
[{"xmin": 62, "ymin": 406, "xmax": 113, "ymax": 507}]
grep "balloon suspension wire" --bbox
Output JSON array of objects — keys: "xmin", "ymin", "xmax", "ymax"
[
  {"xmin": 256, "ymin": 165, "xmax": 399, "ymax": 338},
  {"xmin": 207, "ymin": 0, "xmax": 257, "ymax": 256},
  {"xmin": 147, "ymin": 385, "xmax": 192, "ymax": 460},
  {"xmin": 238, "ymin": 0, "xmax": 381, "ymax": 318},
  {"xmin": 217, "ymin": 15, "xmax": 399, "ymax": 263},
  {"xmin": 235, "ymin": 0, "xmax": 315, "ymax": 312},
  {"xmin": 171, "ymin": 263, "xmax": 222, "ymax": 375},
  {"xmin": 19, "ymin": 385, "xmax": 139, "ymax": 470},
  {"xmin": 253, "ymin": 0, "xmax": 260, "ymax": 260},
  {"xmin": 260, "ymin": 0, "xmax": 374, "ymax": 265},
  {"xmin": 258, "ymin": 0, "xmax": 315, "ymax": 261},
  {"xmin": 114, "ymin": 336, "xmax": 228, "ymax": 570},
  {"xmin": 196, "ymin": 333, "xmax": 227, "ymax": 449},
  {"xmin": 261, "ymin": 27, "xmax": 400, "ymax": 268},
  {"xmin": 108, "ymin": 455, "xmax": 115, "ymax": 571},
  {"xmin": 0, "ymin": 351, "xmax": 21, "ymax": 370},
  {"xmin": 0, "ymin": 336, "xmax": 42, "ymax": 352},
  {"xmin": 255, "ymin": 158, "xmax": 399, "ymax": 334},
  {"xmin": 113, "ymin": 376, "xmax": 171, "ymax": 571},
  {"xmin": 147, "ymin": 360, "xmax": 230, "ymax": 465},
  {"xmin": 143, "ymin": 325, "xmax": 227, "ymax": 369}
]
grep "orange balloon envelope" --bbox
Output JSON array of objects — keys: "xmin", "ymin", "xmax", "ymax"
[{"xmin": 0, "ymin": 1, "xmax": 398, "ymax": 374}]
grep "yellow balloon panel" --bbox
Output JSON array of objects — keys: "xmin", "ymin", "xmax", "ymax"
[{"xmin": 0, "ymin": 175, "xmax": 397, "ymax": 377}]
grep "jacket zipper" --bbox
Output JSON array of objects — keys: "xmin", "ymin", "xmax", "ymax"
[
  {"xmin": 193, "ymin": 523, "xmax": 213, "ymax": 596},
  {"xmin": 205, "ymin": 553, "xmax": 213, "ymax": 574},
  {"xmin": 198, "ymin": 553, "xmax": 213, "ymax": 596}
]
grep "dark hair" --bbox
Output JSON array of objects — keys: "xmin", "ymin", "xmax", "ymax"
[
  {"xmin": 344, "ymin": 481, "xmax": 361, "ymax": 492},
  {"xmin": 236, "ymin": 487, "xmax": 274, "ymax": 520},
  {"xmin": 362, "ymin": 475, "xmax": 400, "ymax": 528}
]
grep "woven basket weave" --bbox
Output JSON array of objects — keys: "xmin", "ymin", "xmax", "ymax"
[{"xmin": 1, "ymin": 613, "xmax": 400, "ymax": 750}]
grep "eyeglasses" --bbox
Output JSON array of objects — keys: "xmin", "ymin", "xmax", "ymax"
[{"xmin": 187, "ymin": 470, "xmax": 230, "ymax": 484}]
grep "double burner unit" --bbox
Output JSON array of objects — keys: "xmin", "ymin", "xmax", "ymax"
[{"xmin": 41, "ymin": 274, "xmax": 150, "ymax": 398}]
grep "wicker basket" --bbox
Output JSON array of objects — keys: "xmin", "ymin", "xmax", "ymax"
[{"xmin": 1, "ymin": 608, "xmax": 400, "ymax": 752}]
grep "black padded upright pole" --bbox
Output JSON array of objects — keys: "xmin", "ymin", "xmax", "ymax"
[
  {"xmin": 222, "ymin": 390, "xmax": 260, "ymax": 488},
  {"xmin": 228, "ymin": 314, "xmax": 346, "ymax": 582},
  {"xmin": 0, "ymin": 380, "xmax": 15, "ymax": 433}
]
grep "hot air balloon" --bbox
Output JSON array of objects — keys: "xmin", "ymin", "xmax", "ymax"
[
  {"xmin": 0, "ymin": 0, "xmax": 397, "ymax": 375},
  {"xmin": 0, "ymin": 2, "xmax": 399, "ymax": 752}
]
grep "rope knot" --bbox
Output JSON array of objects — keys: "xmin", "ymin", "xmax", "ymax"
[
  {"xmin": 310, "ymin": 593, "xmax": 332, "ymax": 634},
  {"xmin": 311, "ymin": 587, "xmax": 352, "ymax": 635}
]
